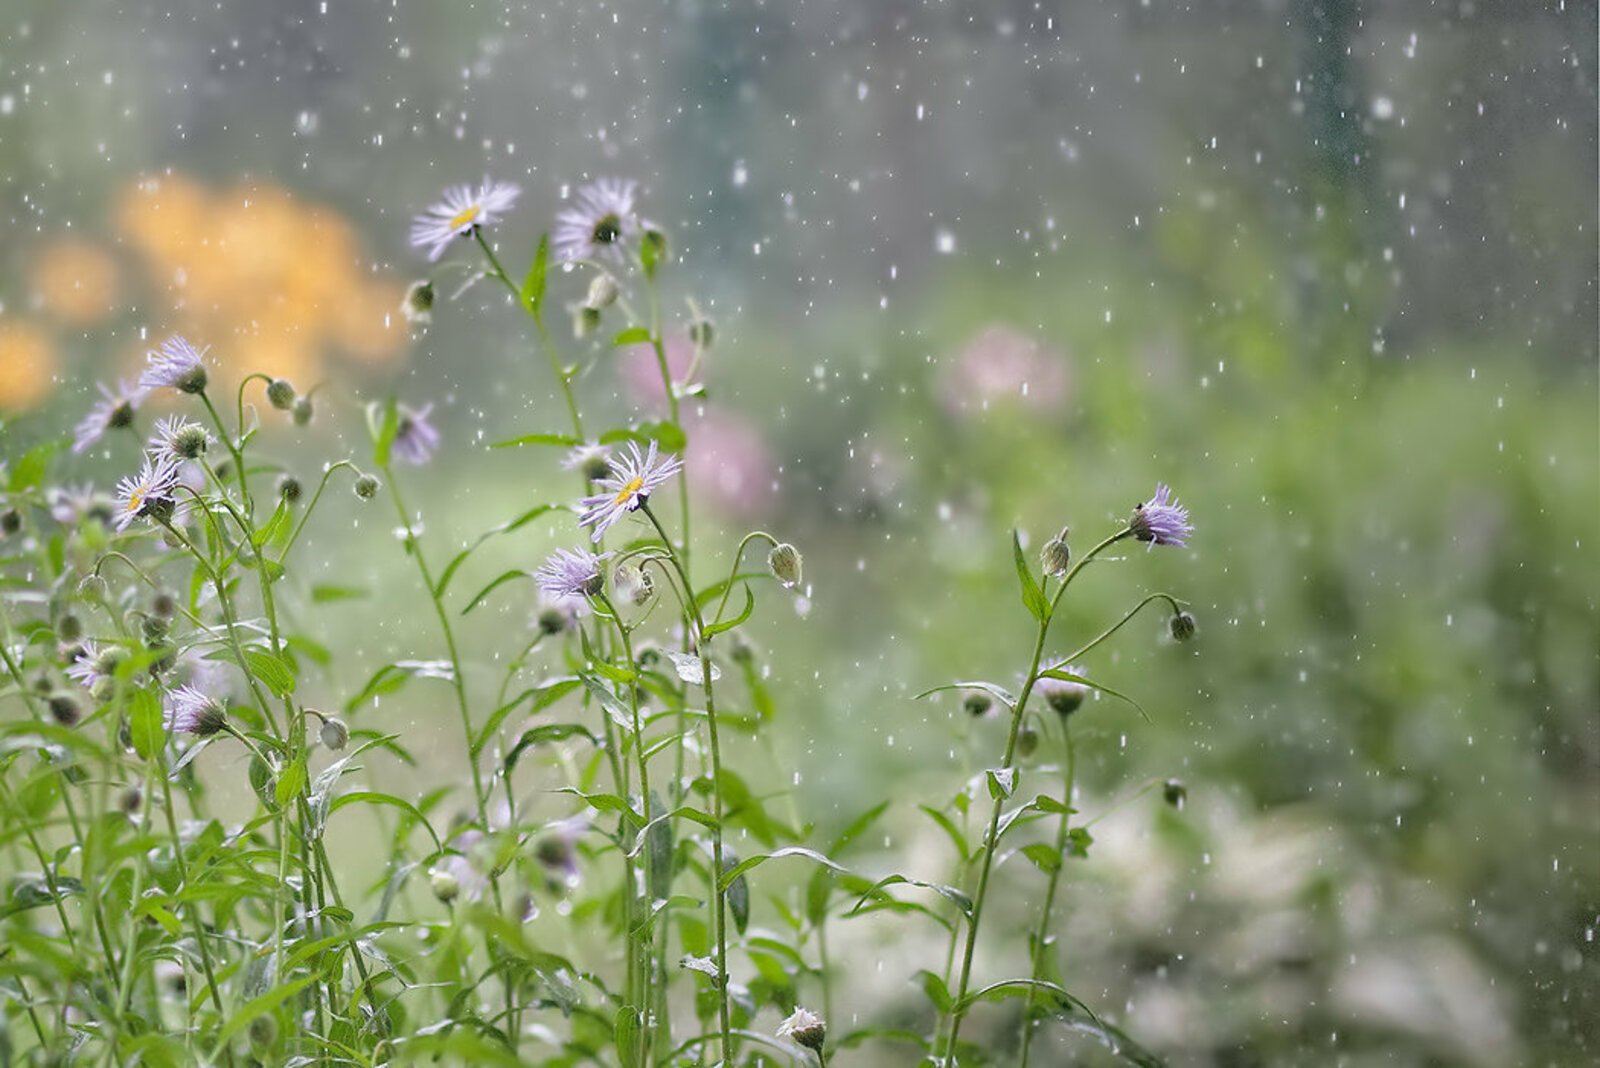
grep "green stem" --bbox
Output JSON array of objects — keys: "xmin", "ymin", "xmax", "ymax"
[
  {"xmin": 939, "ymin": 527, "xmax": 1129, "ymax": 1063},
  {"xmin": 156, "ymin": 767, "xmax": 228, "ymax": 1018},
  {"xmin": 198, "ymin": 391, "xmax": 253, "ymax": 518},
  {"xmin": 1017, "ymin": 722, "xmax": 1076, "ymax": 1067},
  {"xmin": 474, "ymin": 230, "xmax": 583, "ymax": 438}
]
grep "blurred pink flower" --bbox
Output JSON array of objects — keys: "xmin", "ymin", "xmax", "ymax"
[
  {"xmin": 938, "ymin": 324, "xmax": 1069, "ymax": 417},
  {"xmin": 619, "ymin": 333, "xmax": 697, "ymax": 407},
  {"xmin": 685, "ymin": 409, "xmax": 775, "ymax": 520}
]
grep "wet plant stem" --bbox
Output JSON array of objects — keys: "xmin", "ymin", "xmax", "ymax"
[
  {"xmin": 1017, "ymin": 721, "xmax": 1077, "ymax": 1068},
  {"xmin": 475, "ymin": 230, "xmax": 583, "ymax": 439}
]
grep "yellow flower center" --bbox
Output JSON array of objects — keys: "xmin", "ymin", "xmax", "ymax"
[
  {"xmin": 124, "ymin": 488, "xmax": 145, "ymax": 514},
  {"xmin": 613, "ymin": 476, "xmax": 645, "ymax": 506},
  {"xmin": 449, "ymin": 204, "xmax": 482, "ymax": 230}
]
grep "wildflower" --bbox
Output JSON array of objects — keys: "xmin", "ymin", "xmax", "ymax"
[
  {"xmin": 163, "ymin": 684, "xmax": 227, "ymax": 737},
  {"xmin": 963, "ymin": 692, "xmax": 992, "ymax": 718},
  {"xmin": 553, "ymin": 177, "xmax": 639, "ymax": 263},
  {"xmin": 265, "ymin": 378, "xmax": 297, "ymax": 411},
  {"xmin": 65, "ymin": 641, "xmax": 127, "ymax": 694},
  {"xmin": 401, "ymin": 279, "xmax": 435, "ymax": 324},
  {"xmin": 1128, "ymin": 483, "xmax": 1193, "ymax": 549},
  {"xmin": 391, "ymin": 404, "xmax": 441, "ymax": 465},
  {"xmin": 1040, "ymin": 527, "xmax": 1071, "ymax": 578},
  {"xmin": 277, "ymin": 474, "xmax": 303, "ymax": 503},
  {"xmin": 112, "ymin": 453, "xmax": 183, "ymax": 531},
  {"xmin": 353, "ymin": 473, "xmax": 381, "ymax": 500},
  {"xmin": 534, "ymin": 595, "xmax": 584, "ymax": 635},
  {"xmin": 1170, "ymin": 611, "xmax": 1197, "ymax": 641},
  {"xmin": 767, "ymin": 543, "xmax": 803, "ymax": 589},
  {"xmin": 577, "ymin": 441, "xmax": 684, "ymax": 542},
  {"xmin": 777, "ymin": 1007, "xmax": 827, "ymax": 1053},
  {"xmin": 291, "ymin": 396, "xmax": 314, "ymax": 426},
  {"xmin": 409, "ymin": 179, "xmax": 521, "ymax": 262},
  {"xmin": 148, "ymin": 416, "xmax": 211, "ymax": 462},
  {"xmin": 139, "ymin": 336, "xmax": 209, "ymax": 394},
  {"xmin": 533, "ymin": 816, "xmax": 587, "ymax": 887},
  {"xmin": 72, "ymin": 380, "xmax": 146, "ymax": 454},
  {"xmin": 429, "ymin": 868, "xmax": 461, "ymax": 904},
  {"xmin": 1037, "ymin": 666, "xmax": 1089, "ymax": 717},
  {"xmin": 613, "ymin": 561, "xmax": 654, "ymax": 606},
  {"xmin": 562, "ymin": 442, "xmax": 613, "ymax": 482},
  {"xmin": 536, "ymin": 547, "xmax": 606, "ymax": 600}
]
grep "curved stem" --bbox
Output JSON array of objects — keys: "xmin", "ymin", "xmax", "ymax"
[
  {"xmin": 1060, "ymin": 593, "xmax": 1185, "ymax": 665},
  {"xmin": 474, "ymin": 230, "xmax": 583, "ymax": 438},
  {"xmin": 1017, "ymin": 722, "xmax": 1076, "ymax": 1067}
]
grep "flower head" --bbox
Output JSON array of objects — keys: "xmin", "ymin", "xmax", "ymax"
[
  {"xmin": 391, "ymin": 404, "xmax": 441, "ymax": 466},
  {"xmin": 535, "ymin": 547, "xmax": 606, "ymax": 600},
  {"xmin": 534, "ymin": 594, "xmax": 585, "ymax": 635},
  {"xmin": 577, "ymin": 441, "xmax": 683, "ymax": 542},
  {"xmin": 113, "ymin": 453, "xmax": 183, "ymax": 531},
  {"xmin": 777, "ymin": 1007, "xmax": 827, "ymax": 1053},
  {"xmin": 65, "ymin": 641, "xmax": 128, "ymax": 694},
  {"xmin": 149, "ymin": 416, "xmax": 212, "ymax": 462},
  {"xmin": 1128, "ymin": 483, "xmax": 1193, "ymax": 549},
  {"xmin": 401, "ymin": 279, "xmax": 435, "ymax": 324},
  {"xmin": 163, "ymin": 685, "xmax": 227, "ymax": 737},
  {"xmin": 1037, "ymin": 666, "xmax": 1090, "ymax": 717},
  {"xmin": 139, "ymin": 336, "xmax": 209, "ymax": 394},
  {"xmin": 561, "ymin": 442, "xmax": 613, "ymax": 482},
  {"xmin": 409, "ymin": 179, "xmax": 521, "ymax": 262},
  {"xmin": 73, "ymin": 380, "xmax": 147, "ymax": 454},
  {"xmin": 533, "ymin": 816, "xmax": 588, "ymax": 887},
  {"xmin": 554, "ymin": 178, "xmax": 639, "ymax": 264}
]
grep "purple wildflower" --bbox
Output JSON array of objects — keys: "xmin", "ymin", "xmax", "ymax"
[
  {"xmin": 139, "ymin": 336, "xmax": 209, "ymax": 394},
  {"xmin": 112, "ymin": 453, "xmax": 183, "ymax": 531},
  {"xmin": 391, "ymin": 404, "xmax": 441, "ymax": 465},
  {"xmin": 553, "ymin": 178, "xmax": 639, "ymax": 263},
  {"xmin": 1128, "ymin": 483, "xmax": 1193, "ymax": 549},
  {"xmin": 65, "ymin": 641, "xmax": 127, "ymax": 693},
  {"xmin": 535, "ymin": 547, "xmax": 606, "ymax": 600},
  {"xmin": 409, "ymin": 179, "xmax": 521, "ymax": 262},
  {"xmin": 163, "ymin": 684, "xmax": 227, "ymax": 737},
  {"xmin": 148, "ymin": 416, "xmax": 212, "ymax": 462},
  {"xmin": 73, "ymin": 380, "xmax": 147, "ymax": 454},
  {"xmin": 577, "ymin": 441, "xmax": 684, "ymax": 543}
]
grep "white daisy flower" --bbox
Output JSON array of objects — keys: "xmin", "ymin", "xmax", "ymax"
[
  {"xmin": 553, "ymin": 178, "xmax": 639, "ymax": 263},
  {"xmin": 409, "ymin": 179, "xmax": 521, "ymax": 262},
  {"xmin": 577, "ymin": 441, "xmax": 684, "ymax": 542}
]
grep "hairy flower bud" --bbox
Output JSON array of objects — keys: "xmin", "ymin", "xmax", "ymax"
[
  {"xmin": 48, "ymin": 692, "xmax": 82, "ymax": 728},
  {"xmin": 265, "ymin": 378, "xmax": 297, "ymax": 411},
  {"xmin": 170, "ymin": 422, "xmax": 211, "ymax": 460},
  {"xmin": 140, "ymin": 615, "xmax": 170, "ymax": 645},
  {"xmin": 402, "ymin": 280, "xmax": 435, "ymax": 325},
  {"xmin": 248, "ymin": 1015, "xmax": 278, "ymax": 1048},
  {"xmin": 353, "ymin": 474, "xmax": 381, "ymax": 501},
  {"xmin": 585, "ymin": 272, "xmax": 619, "ymax": 310},
  {"xmin": 963, "ymin": 692, "xmax": 993, "ymax": 718},
  {"xmin": 319, "ymin": 716, "xmax": 349, "ymax": 751},
  {"xmin": 1038, "ymin": 671, "xmax": 1088, "ymax": 717},
  {"xmin": 429, "ymin": 868, "xmax": 460, "ymax": 904},
  {"xmin": 55, "ymin": 612, "xmax": 84, "ymax": 643},
  {"xmin": 613, "ymin": 562, "xmax": 654, "ymax": 606},
  {"xmin": 1017, "ymin": 726, "xmax": 1040, "ymax": 758},
  {"xmin": 277, "ymin": 475, "xmax": 303, "ymax": 504},
  {"xmin": 767, "ymin": 543, "xmax": 803, "ymax": 589},
  {"xmin": 291, "ymin": 395, "xmax": 314, "ymax": 426},
  {"xmin": 1170, "ymin": 611, "xmax": 1197, "ymax": 642},
  {"xmin": 1040, "ymin": 527, "xmax": 1071, "ymax": 578}
]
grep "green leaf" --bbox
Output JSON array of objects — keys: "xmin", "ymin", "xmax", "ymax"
[
  {"xmin": 917, "ymin": 804, "xmax": 970, "ymax": 862},
  {"xmin": 915, "ymin": 680, "xmax": 1018, "ymax": 711},
  {"xmin": 127, "ymin": 688, "xmax": 164, "ymax": 761},
  {"xmin": 986, "ymin": 766, "xmax": 1017, "ymax": 801},
  {"xmin": 326, "ymin": 791, "xmax": 442, "ymax": 852},
  {"xmin": 1013, "ymin": 529, "xmax": 1051, "ymax": 621},
  {"xmin": 847, "ymin": 874, "xmax": 972, "ymax": 918},
  {"xmin": 310, "ymin": 584, "xmax": 367, "ymax": 603},
  {"xmin": 9, "ymin": 442, "xmax": 56, "ymax": 492},
  {"xmin": 598, "ymin": 421, "xmax": 686, "ymax": 453},
  {"xmin": 1021, "ymin": 842, "xmax": 1062, "ymax": 875},
  {"xmin": 474, "ymin": 676, "xmax": 583, "ymax": 757},
  {"xmin": 502, "ymin": 721, "xmax": 598, "ymax": 772},
  {"xmin": 251, "ymin": 501, "xmax": 291, "ymax": 549},
  {"xmin": 615, "ymin": 1005, "xmax": 642, "ymax": 1068},
  {"xmin": 916, "ymin": 969, "xmax": 953, "ymax": 1012},
  {"xmin": 436, "ymin": 504, "xmax": 559, "ymax": 597},
  {"xmin": 208, "ymin": 646, "xmax": 297, "ymax": 697},
  {"xmin": 703, "ymin": 584, "xmax": 755, "ymax": 638},
  {"xmin": 519, "ymin": 234, "xmax": 550, "ymax": 320},
  {"xmin": 275, "ymin": 756, "xmax": 307, "ymax": 808},
  {"xmin": 461, "ymin": 569, "xmax": 531, "ymax": 615},
  {"xmin": 1036, "ymin": 667, "xmax": 1152, "ymax": 723},
  {"xmin": 368, "ymin": 397, "xmax": 399, "ymax": 468},
  {"xmin": 717, "ymin": 846, "xmax": 848, "ymax": 892},
  {"xmin": 612, "ymin": 326, "xmax": 652, "ymax": 347},
  {"xmin": 216, "ymin": 977, "xmax": 316, "ymax": 1045},
  {"xmin": 1066, "ymin": 827, "xmax": 1094, "ymax": 858},
  {"xmin": 490, "ymin": 432, "xmax": 581, "ymax": 450},
  {"xmin": 0, "ymin": 875, "xmax": 86, "ymax": 921}
]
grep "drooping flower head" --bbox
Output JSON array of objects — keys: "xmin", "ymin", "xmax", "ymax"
[
  {"xmin": 409, "ymin": 179, "xmax": 521, "ymax": 262},
  {"xmin": 113, "ymin": 453, "xmax": 183, "ymax": 531},
  {"xmin": 535, "ymin": 547, "xmax": 606, "ymax": 601},
  {"xmin": 139, "ymin": 336, "xmax": 209, "ymax": 394},
  {"xmin": 148, "ymin": 415, "xmax": 212, "ymax": 462},
  {"xmin": 391, "ymin": 403, "xmax": 441, "ymax": 465},
  {"xmin": 1128, "ymin": 483, "xmax": 1193, "ymax": 549},
  {"xmin": 777, "ymin": 1007, "xmax": 827, "ymax": 1053},
  {"xmin": 577, "ymin": 441, "xmax": 683, "ymax": 542},
  {"xmin": 554, "ymin": 178, "xmax": 639, "ymax": 264},
  {"xmin": 73, "ymin": 380, "xmax": 147, "ymax": 454},
  {"xmin": 1037, "ymin": 665, "xmax": 1090, "ymax": 717},
  {"xmin": 163, "ymin": 684, "xmax": 227, "ymax": 737}
]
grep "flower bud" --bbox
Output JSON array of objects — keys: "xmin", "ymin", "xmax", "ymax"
[
  {"xmin": 55, "ymin": 612, "xmax": 84, "ymax": 643},
  {"xmin": 78, "ymin": 574, "xmax": 109, "ymax": 602},
  {"xmin": 118, "ymin": 785, "xmax": 143, "ymax": 815},
  {"xmin": 688, "ymin": 318, "xmax": 715, "ymax": 349},
  {"xmin": 48, "ymin": 692, "xmax": 82, "ymax": 728},
  {"xmin": 1163, "ymin": 779, "xmax": 1187, "ymax": 809},
  {"xmin": 248, "ymin": 1015, "xmax": 278, "ymax": 1048},
  {"xmin": 767, "ymin": 543, "xmax": 802, "ymax": 589},
  {"xmin": 1170, "ymin": 611, "xmax": 1197, "ymax": 642},
  {"xmin": 170, "ymin": 422, "xmax": 211, "ymax": 460},
  {"xmin": 291, "ymin": 395, "xmax": 314, "ymax": 426},
  {"xmin": 265, "ymin": 378, "xmax": 297, "ymax": 411},
  {"xmin": 429, "ymin": 868, "xmax": 460, "ymax": 904},
  {"xmin": 0, "ymin": 509, "xmax": 20, "ymax": 536},
  {"xmin": 1040, "ymin": 528, "xmax": 1070, "ymax": 578},
  {"xmin": 1016, "ymin": 726, "xmax": 1040, "ymax": 758},
  {"xmin": 319, "ymin": 716, "xmax": 349, "ymax": 751},
  {"xmin": 571, "ymin": 303, "xmax": 602, "ymax": 339},
  {"xmin": 140, "ymin": 615, "xmax": 170, "ymax": 645},
  {"xmin": 613, "ymin": 562, "xmax": 654, "ymax": 606},
  {"xmin": 777, "ymin": 1007, "xmax": 826, "ymax": 1053},
  {"xmin": 1038, "ymin": 671, "xmax": 1088, "ymax": 717},
  {"xmin": 151, "ymin": 589, "xmax": 177, "ymax": 619},
  {"xmin": 174, "ymin": 365, "xmax": 208, "ymax": 395},
  {"xmin": 963, "ymin": 692, "xmax": 993, "ymax": 718},
  {"xmin": 353, "ymin": 474, "xmax": 381, "ymax": 501},
  {"xmin": 402, "ymin": 280, "xmax": 435, "ymax": 325},
  {"xmin": 277, "ymin": 474, "xmax": 303, "ymax": 504},
  {"xmin": 585, "ymin": 272, "xmax": 619, "ymax": 310}
]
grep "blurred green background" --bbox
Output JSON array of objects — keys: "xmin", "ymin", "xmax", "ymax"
[{"xmin": 2, "ymin": 2, "xmax": 1595, "ymax": 1064}]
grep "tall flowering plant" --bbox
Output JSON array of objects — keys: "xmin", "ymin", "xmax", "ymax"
[{"xmin": 0, "ymin": 167, "xmax": 1200, "ymax": 1068}]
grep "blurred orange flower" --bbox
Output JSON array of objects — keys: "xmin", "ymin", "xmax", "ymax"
[
  {"xmin": 0, "ymin": 321, "xmax": 59, "ymax": 411},
  {"xmin": 33, "ymin": 239, "xmax": 120, "ymax": 326}
]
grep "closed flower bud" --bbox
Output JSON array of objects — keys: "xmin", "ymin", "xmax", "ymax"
[
  {"xmin": 265, "ymin": 378, "xmax": 297, "ymax": 411},
  {"xmin": 767, "ymin": 543, "xmax": 803, "ymax": 589},
  {"xmin": 277, "ymin": 475, "xmax": 303, "ymax": 504},
  {"xmin": 291, "ymin": 395, "xmax": 314, "ymax": 426},
  {"xmin": 964, "ymin": 692, "xmax": 993, "ymax": 717},
  {"xmin": 48, "ymin": 692, "xmax": 82, "ymax": 728},
  {"xmin": 585, "ymin": 272, "xmax": 619, "ymax": 310},
  {"xmin": 613, "ymin": 562, "xmax": 654, "ymax": 606},
  {"xmin": 119, "ymin": 785, "xmax": 143, "ymax": 815},
  {"xmin": 151, "ymin": 589, "xmax": 177, "ymax": 619},
  {"xmin": 1040, "ymin": 528, "xmax": 1071, "ymax": 578},
  {"xmin": 319, "ymin": 716, "xmax": 349, "ymax": 751},
  {"xmin": 248, "ymin": 1015, "xmax": 278, "ymax": 1047},
  {"xmin": 689, "ymin": 318, "xmax": 715, "ymax": 349},
  {"xmin": 571, "ymin": 303, "xmax": 602, "ymax": 339},
  {"xmin": 402, "ymin": 280, "xmax": 435, "ymax": 325},
  {"xmin": 140, "ymin": 615, "xmax": 170, "ymax": 644},
  {"xmin": 353, "ymin": 474, "xmax": 381, "ymax": 501},
  {"xmin": 429, "ymin": 868, "xmax": 460, "ymax": 904},
  {"xmin": 78, "ymin": 574, "xmax": 109, "ymax": 602},
  {"xmin": 1163, "ymin": 778, "xmax": 1187, "ymax": 809},
  {"xmin": 0, "ymin": 509, "xmax": 19, "ymax": 536},
  {"xmin": 1170, "ymin": 611, "xmax": 1197, "ymax": 642},
  {"xmin": 1017, "ymin": 726, "xmax": 1040, "ymax": 758},
  {"xmin": 55, "ymin": 612, "xmax": 84, "ymax": 643}
]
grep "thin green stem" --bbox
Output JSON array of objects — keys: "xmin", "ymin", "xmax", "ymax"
[
  {"xmin": 1017, "ymin": 722, "xmax": 1076, "ymax": 1067},
  {"xmin": 474, "ymin": 230, "xmax": 583, "ymax": 438},
  {"xmin": 1060, "ymin": 593, "xmax": 1185, "ymax": 666}
]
